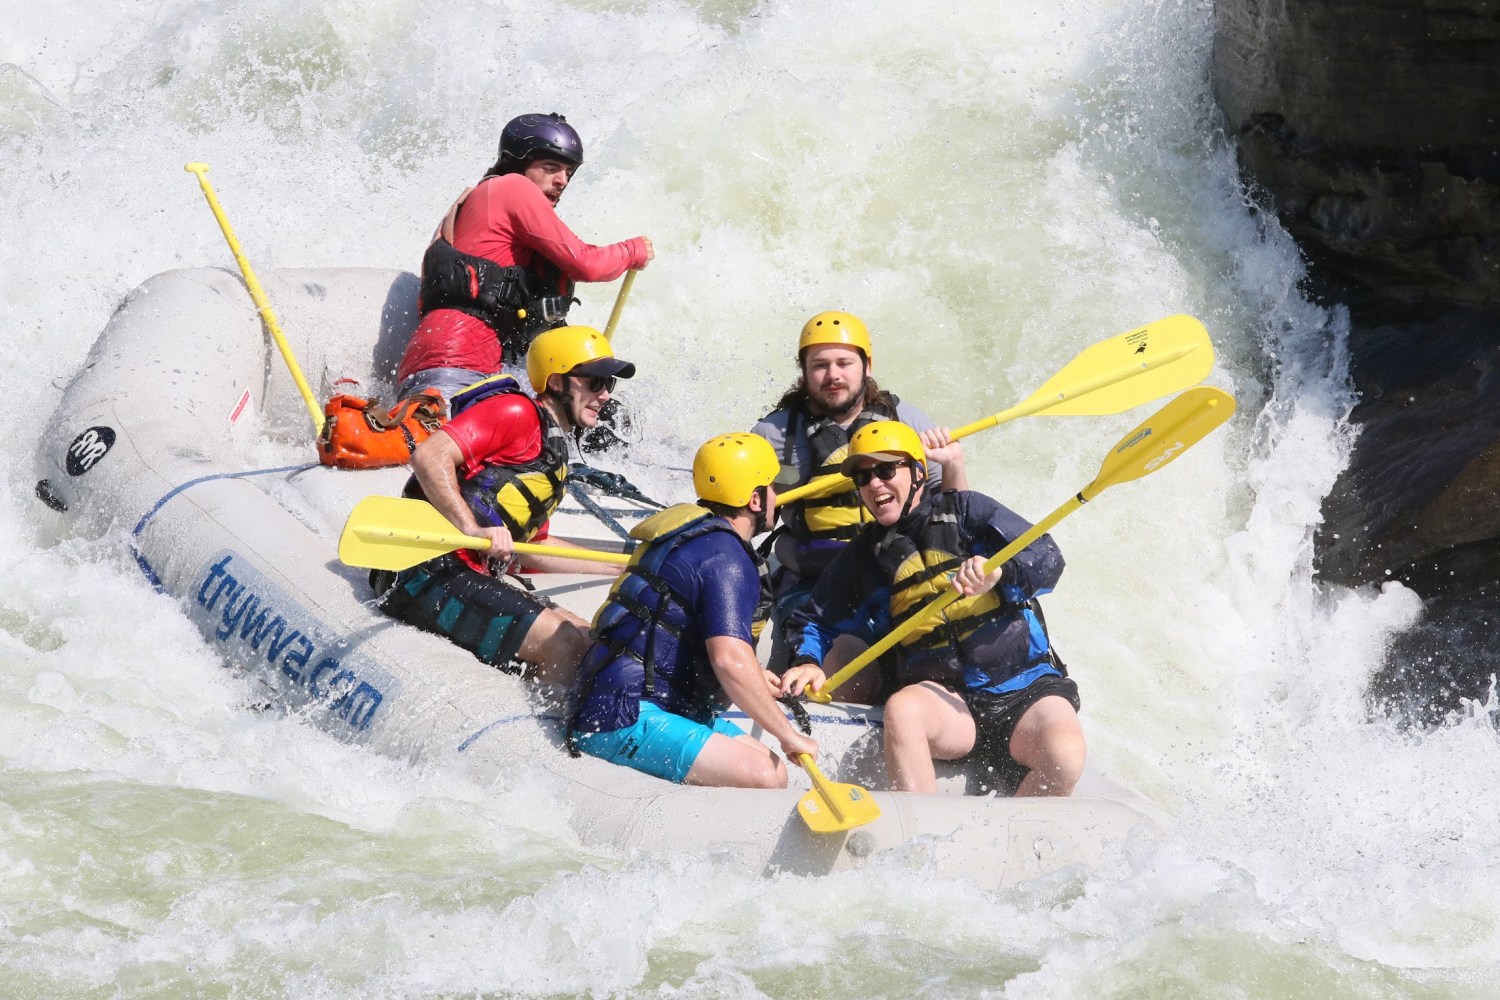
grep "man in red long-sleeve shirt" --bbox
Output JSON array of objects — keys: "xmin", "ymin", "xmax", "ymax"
[{"xmin": 396, "ymin": 113, "xmax": 654, "ymax": 409}]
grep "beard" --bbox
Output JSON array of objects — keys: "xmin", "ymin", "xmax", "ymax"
[{"xmin": 808, "ymin": 375, "xmax": 864, "ymax": 419}]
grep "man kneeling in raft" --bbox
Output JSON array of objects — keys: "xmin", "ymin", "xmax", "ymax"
[
  {"xmin": 781, "ymin": 421, "xmax": 1084, "ymax": 796},
  {"xmin": 570, "ymin": 433, "xmax": 819, "ymax": 787}
]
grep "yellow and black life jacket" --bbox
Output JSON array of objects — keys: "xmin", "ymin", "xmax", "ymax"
[
  {"xmin": 872, "ymin": 491, "xmax": 1056, "ymax": 691},
  {"xmin": 405, "ymin": 376, "xmax": 569, "ymax": 542},
  {"xmin": 778, "ymin": 395, "xmax": 900, "ymax": 549}
]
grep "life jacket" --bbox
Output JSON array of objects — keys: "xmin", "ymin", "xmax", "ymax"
[
  {"xmin": 417, "ymin": 236, "xmax": 577, "ymax": 365},
  {"xmin": 777, "ymin": 394, "xmax": 900, "ymax": 570},
  {"xmin": 871, "ymin": 490, "xmax": 1059, "ymax": 692},
  {"xmin": 403, "ymin": 376, "xmax": 569, "ymax": 543},
  {"xmin": 572, "ymin": 504, "xmax": 772, "ymax": 731}
]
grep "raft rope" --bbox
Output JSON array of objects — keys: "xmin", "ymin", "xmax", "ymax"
[{"xmin": 562, "ymin": 464, "xmax": 666, "ymax": 542}]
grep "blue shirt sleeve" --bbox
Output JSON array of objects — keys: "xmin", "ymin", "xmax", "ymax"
[
  {"xmin": 663, "ymin": 531, "xmax": 760, "ymax": 645},
  {"xmin": 957, "ymin": 491, "xmax": 1065, "ymax": 599}
]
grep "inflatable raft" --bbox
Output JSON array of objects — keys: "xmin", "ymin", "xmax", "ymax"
[{"xmin": 32, "ymin": 267, "xmax": 1168, "ymax": 889}]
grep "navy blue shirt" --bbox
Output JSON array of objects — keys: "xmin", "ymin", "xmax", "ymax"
[
  {"xmin": 786, "ymin": 489, "xmax": 1065, "ymax": 694},
  {"xmin": 573, "ymin": 527, "xmax": 762, "ymax": 732}
]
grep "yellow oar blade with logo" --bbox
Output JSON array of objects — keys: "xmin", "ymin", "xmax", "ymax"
[
  {"xmin": 808, "ymin": 386, "xmax": 1235, "ymax": 703},
  {"xmin": 795, "ymin": 754, "xmax": 881, "ymax": 833}
]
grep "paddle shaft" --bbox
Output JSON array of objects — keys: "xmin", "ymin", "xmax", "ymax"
[
  {"xmin": 777, "ymin": 337, "xmax": 1205, "ymax": 506},
  {"xmin": 809, "ymin": 493, "xmax": 1084, "ymax": 703},
  {"xmin": 603, "ymin": 270, "xmax": 636, "ymax": 340},
  {"xmin": 351, "ymin": 524, "xmax": 630, "ymax": 566},
  {"xmin": 184, "ymin": 163, "xmax": 325, "ymax": 433},
  {"xmin": 798, "ymin": 753, "xmax": 851, "ymax": 824}
]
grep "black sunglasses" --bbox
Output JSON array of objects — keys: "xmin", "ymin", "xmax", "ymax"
[
  {"xmin": 850, "ymin": 461, "xmax": 906, "ymax": 487},
  {"xmin": 571, "ymin": 374, "xmax": 617, "ymax": 394}
]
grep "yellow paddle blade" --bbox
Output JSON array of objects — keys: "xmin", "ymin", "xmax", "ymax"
[
  {"xmin": 796, "ymin": 755, "xmax": 881, "ymax": 833},
  {"xmin": 338, "ymin": 496, "xmax": 484, "ymax": 570},
  {"xmin": 1085, "ymin": 385, "xmax": 1236, "ymax": 498},
  {"xmin": 338, "ymin": 495, "xmax": 630, "ymax": 571},
  {"xmin": 1021, "ymin": 314, "xmax": 1214, "ymax": 417}
]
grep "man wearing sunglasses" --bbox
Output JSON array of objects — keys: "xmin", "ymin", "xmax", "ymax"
[
  {"xmin": 373, "ymin": 325, "xmax": 636, "ymax": 694},
  {"xmin": 750, "ymin": 311, "xmax": 950, "ymax": 664},
  {"xmin": 780, "ymin": 421, "xmax": 1085, "ymax": 799},
  {"xmin": 395, "ymin": 112, "xmax": 654, "ymax": 411}
]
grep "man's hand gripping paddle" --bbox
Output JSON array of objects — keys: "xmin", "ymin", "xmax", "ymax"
[
  {"xmin": 345, "ymin": 498, "xmax": 875, "ymax": 831},
  {"xmin": 338, "ymin": 496, "xmax": 630, "ymax": 571},
  {"xmin": 805, "ymin": 386, "xmax": 1237, "ymax": 703},
  {"xmin": 778, "ymin": 314, "xmax": 1214, "ymax": 506}
]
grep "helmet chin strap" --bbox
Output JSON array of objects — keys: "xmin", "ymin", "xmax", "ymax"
[
  {"xmin": 539, "ymin": 381, "xmax": 580, "ymax": 438},
  {"xmin": 897, "ymin": 461, "xmax": 926, "ymax": 522},
  {"xmin": 751, "ymin": 485, "xmax": 773, "ymax": 536}
]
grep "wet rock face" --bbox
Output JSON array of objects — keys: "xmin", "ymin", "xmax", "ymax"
[
  {"xmin": 1312, "ymin": 299, "xmax": 1500, "ymax": 587},
  {"xmin": 1214, "ymin": 0, "xmax": 1500, "ymax": 304},
  {"xmin": 1213, "ymin": 0, "xmax": 1500, "ymax": 600},
  {"xmin": 1214, "ymin": 0, "xmax": 1500, "ymax": 724}
]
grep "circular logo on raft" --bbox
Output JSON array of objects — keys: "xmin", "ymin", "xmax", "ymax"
[{"xmin": 65, "ymin": 426, "xmax": 116, "ymax": 476}]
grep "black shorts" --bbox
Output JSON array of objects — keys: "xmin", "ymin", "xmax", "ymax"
[
  {"xmin": 964, "ymin": 674, "xmax": 1081, "ymax": 796},
  {"xmin": 373, "ymin": 554, "xmax": 554, "ymax": 673}
]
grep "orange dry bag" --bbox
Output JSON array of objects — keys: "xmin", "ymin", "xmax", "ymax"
[{"xmin": 316, "ymin": 390, "xmax": 446, "ymax": 469}]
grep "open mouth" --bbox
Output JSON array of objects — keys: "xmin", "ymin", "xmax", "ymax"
[{"xmin": 866, "ymin": 486, "xmax": 899, "ymax": 514}]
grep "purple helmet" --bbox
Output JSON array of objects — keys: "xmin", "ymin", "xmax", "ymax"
[{"xmin": 496, "ymin": 113, "xmax": 584, "ymax": 173}]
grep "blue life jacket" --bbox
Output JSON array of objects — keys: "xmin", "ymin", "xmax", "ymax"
[{"xmin": 571, "ymin": 504, "xmax": 770, "ymax": 732}]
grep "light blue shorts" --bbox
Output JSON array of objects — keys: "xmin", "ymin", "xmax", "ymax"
[{"xmin": 574, "ymin": 701, "xmax": 747, "ymax": 783}]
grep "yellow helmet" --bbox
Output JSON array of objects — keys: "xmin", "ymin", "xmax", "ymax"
[
  {"xmin": 526, "ymin": 325, "xmax": 636, "ymax": 394},
  {"xmin": 838, "ymin": 420, "xmax": 926, "ymax": 475},
  {"xmin": 798, "ymin": 311, "xmax": 872, "ymax": 362},
  {"xmin": 693, "ymin": 433, "xmax": 781, "ymax": 507}
]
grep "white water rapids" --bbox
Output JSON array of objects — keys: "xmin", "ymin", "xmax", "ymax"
[{"xmin": 3, "ymin": 1, "xmax": 1498, "ymax": 996}]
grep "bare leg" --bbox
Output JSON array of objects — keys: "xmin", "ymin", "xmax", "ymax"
[
  {"xmin": 882, "ymin": 681, "xmax": 976, "ymax": 793},
  {"xmin": 515, "ymin": 607, "xmax": 590, "ymax": 690},
  {"xmin": 1009, "ymin": 695, "xmax": 1086, "ymax": 797},
  {"xmin": 683, "ymin": 733, "xmax": 790, "ymax": 788},
  {"xmin": 821, "ymin": 634, "xmax": 883, "ymax": 704}
]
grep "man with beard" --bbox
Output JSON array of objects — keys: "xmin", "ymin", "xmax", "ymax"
[
  {"xmin": 779, "ymin": 421, "xmax": 1083, "ymax": 798},
  {"xmin": 395, "ymin": 112, "xmax": 654, "ymax": 410},
  {"xmin": 750, "ymin": 311, "xmax": 953, "ymax": 674},
  {"xmin": 374, "ymin": 325, "xmax": 634, "ymax": 692}
]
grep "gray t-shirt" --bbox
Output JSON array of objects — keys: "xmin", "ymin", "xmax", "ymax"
[
  {"xmin": 751, "ymin": 398, "xmax": 945, "ymax": 491},
  {"xmin": 752, "ymin": 397, "xmax": 945, "ymax": 581}
]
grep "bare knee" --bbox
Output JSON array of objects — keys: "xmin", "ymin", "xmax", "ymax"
[
  {"xmin": 1013, "ymin": 703, "xmax": 1086, "ymax": 796},
  {"xmin": 743, "ymin": 743, "xmax": 790, "ymax": 789},
  {"xmin": 882, "ymin": 686, "xmax": 926, "ymax": 737}
]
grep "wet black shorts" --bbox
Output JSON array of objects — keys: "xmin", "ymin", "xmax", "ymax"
[
  {"xmin": 373, "ymin": 554, "xmax": 553, "ymax": 673},
  {"xmin": 964, "ymin": 674, "xmax": 1081, "ymax": 797}
]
